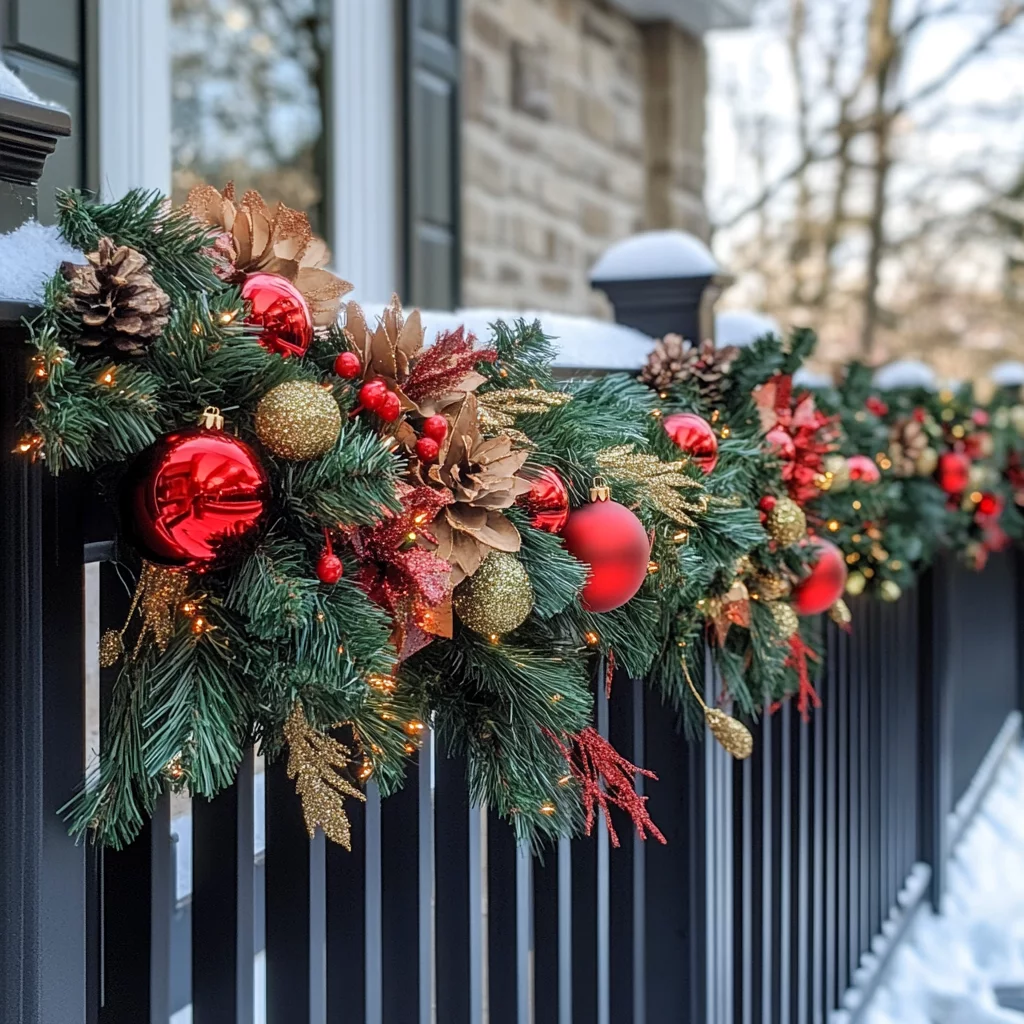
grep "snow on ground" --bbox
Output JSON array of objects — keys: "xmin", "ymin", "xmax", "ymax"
[
  {"xmin": 0, "ymin": 220, "xmax": 82, "ymax": 304},
  {"xmin": 859, "ymin": 745, "xmax": 1024, "ymax": 1024}
]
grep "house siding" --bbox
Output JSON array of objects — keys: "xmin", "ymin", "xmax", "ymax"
[{"xmin": 461, "ymin": 0, "xmax": 707, "ymax": 316}]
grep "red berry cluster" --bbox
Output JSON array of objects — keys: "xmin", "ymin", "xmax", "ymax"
[
  {"xmin": 416, "ymin": 415, "xmax": 448, "ymax": 463},
  {"xmin": 358, "ymin": 379, "xmax": 401, "ymax": 422}
]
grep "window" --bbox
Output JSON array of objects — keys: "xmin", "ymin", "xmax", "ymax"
[{"xmin": 171, "ymin": 0, "xmax": 328, "ymax": 234}]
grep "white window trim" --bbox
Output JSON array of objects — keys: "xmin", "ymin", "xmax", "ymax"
[{"xmin": 96, "ymin": 0, "xmax": 400, "ymax": 300}]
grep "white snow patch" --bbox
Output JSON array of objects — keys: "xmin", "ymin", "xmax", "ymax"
[
  {"xmin": 855, "ymin": 742, "xmax": 1024, "ymax": 1024},
  {"xmin": 0, "ymin": 220, "xmax": 83, "ymax": 304},
  {"xmin": 873, "ymin": 360, "xmax": 939, "ymax": 392},
  {"xmin": 991, "ymin": 362, "xmax": 1024, "ymax": 388},
  {"xmin": 716, "ymin": 309, "xmax": 782, "ymax": 348},
  {"xmin": 0, "ymin": 59, "xmax": 67, "ymax": 109},
  {"xmin": 589, "ymin": 229, "xmax": 721, "ymax": 282},
  {"xmin": 359, "ymin": 304, "xmax": 657, "ymax": 373}
]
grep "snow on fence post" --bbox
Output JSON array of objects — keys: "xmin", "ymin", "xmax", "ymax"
[{"xmin": 589, "ymin": 229, "xmax": 732, "ymax": 343}]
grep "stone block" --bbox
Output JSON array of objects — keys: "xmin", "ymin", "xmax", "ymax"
[
  {"xmin": 551, "ymin": 77, "xmax": 580, "ymax": 127},
  {"xmin": 469, "ymin": 6, "xmax": 506, "ymax": 51},
  {"xmin": 464, "ymin": 135, "xmax": 507, "ymax": 195},
  {"xmin": 580, "ymin": 198, "xmax": 612, "ymax": 238},
  {"xmin": 539, "ymin": 271, "xmax": 572, "ymax": 295},
  {"xmin": 541, "ymin": 174, "xmax": 578, "ymax": 217},
  {"xmin": 581, "ymin": 94, "xmax": 616, "ymax": 146},
  {"xmin": 511, "ymin": 41, "xmax": 553, "ymax": 120},
  {"xmin": 498, "ymin": 261, "xmax": 524, "ymax": 285}
]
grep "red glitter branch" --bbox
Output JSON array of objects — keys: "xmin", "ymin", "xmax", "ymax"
[
  {"xmin": 785, "ymin": 633, "xmax": 822, "ymax": 723},
  {"xmin": 403, "ymin": 327, "xmax": 497, "ymax": 403},
  {"xmin": 545, "ymin": 728, "xmax": 666, "ymax": 848}
]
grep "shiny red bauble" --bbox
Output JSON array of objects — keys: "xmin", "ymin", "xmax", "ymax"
[
  {"xmin": 517, "ymin": 466, "xmax": 570, "ymax": 534},
  {"xmin": 663, "ymin": 412, "xmax": 718, "ymax": 474},
  {"xmin": 415, "ymin": 437, "xmax": 440, "ymax": 463},
  {"xmin": 937, "ymin": 451, "xmax": 970, "ymax": 495},
  {"xmin": 241, "ymin": 272, "xmax": 313, "ymax": 358},
  {"xmin": 765, "ymin": 426, "xmax": 795, "ymax": 460},
  {"xmin": 422, "ymin": 415, "xmax": 449, "ymax": 443},
  {"xmin": 316, "ymin": 552, "xmax": 344, "ymax": 584},
  {"xmin": 378, "ymin": 391, "xmax": 402, "ymax": 423},
  {"xmin": 560, "ymin": 499, "xmax": 651, "ymax": 612},
  {"xmin": 334, "ymin": 351, "xmax": 361, "ymax": 378},
  {"xmin": 121, "ymin": 427, "xmax": 269, "ymax": 569},
  {"xmin": 846, "ymin": 454, "xmax": 881, "ymax": 484},
  {"xmin": 791, "ymin": 538, "xmax": 848, "ymax": 616},
  {"xmin": 359, "ymin": 379, "xmax": 388, "ymax": 411}
]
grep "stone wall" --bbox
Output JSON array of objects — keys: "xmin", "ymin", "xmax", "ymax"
[{"xmin": 462, "ymin": 0, "xmax": 707, "ymax": 315}]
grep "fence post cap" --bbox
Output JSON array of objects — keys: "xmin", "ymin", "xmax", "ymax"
[
  {"xmin": 871, "ymin": 359, "xmax": 938, "ymax": 391},
  {"xmin": 715, "ymin": 309, "xmax": 781, "ymax": 348},
  {"xmin": 990, "ymin": 361, "xmax": 1024, "ymax": 388},
  {"xmin": 589, "ymin": 230, "xmax": 721, "ymax": 285}
]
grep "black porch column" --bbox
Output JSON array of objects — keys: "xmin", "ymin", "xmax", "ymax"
[{"xmin": 0, "ymin": 91, "xmax": 74, "ymax": 1024}]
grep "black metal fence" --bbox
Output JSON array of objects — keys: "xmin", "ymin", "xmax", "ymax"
[{"xmin": 2, "ymin": 91, "xmax": 1023, "ymax": 1024}]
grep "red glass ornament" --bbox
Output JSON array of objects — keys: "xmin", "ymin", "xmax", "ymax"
[
  {"xmin": 517, "ymin": 467, "xmax": 570, "ymax": 534},
  {"xmin": 334, "ymin": 351, "xmax": 361, "ymax": 378},
  {"xmin": 359, "ymin": 379, "xmax": 388, "ymax": 411},
  {"xmin": 846, "ymin": 454, "xmax": 881, "ymax": 484},
  {"xmin": 977, "ymin": 492, "xmax": 1000, "ymax": 518},
  {"xmin": 791, "ymin": 538, "xmax": 848, "ymax": 616},
  {"xmin": 561, "ymin": 499, "xmax": 651, "ymax": 612},
  {"xmin": 317, "ymin": 552, "xmax": 344, "ymax": 584},
  {"xmin": 122, "ymin": 428, "xmax": 269, "ymax": 569},
  {"xmin": 378, "ymin": 391, "xmax": 402, "ymax": 423},
  {"xmin": 422, "ymin": 415, "xmax": 449, "ymax": 443},
  {"xmin": 937, "ymin": 451, "xmax": 970, "ymax": 495},
  {"xmin": 241, "ymin": 272, "xmax": 313, "ymax": 358},
  {"xmin": 663, "ymin": 412, "xmax": 718, "ymax": 474},
  {"xmin": 765, "ymin": 426, "xmax": 796, "ymax": 460},
  {"xmin": 415, "ymin": 436, "xmax": 440, "ymax": 463}
]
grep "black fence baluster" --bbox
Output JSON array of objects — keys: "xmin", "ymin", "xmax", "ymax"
[
  {"xmin": 489, "ymin": 808, "xmax": 520, "ymax": 1024},
  {"xmin": 778, "ymin": 704, "xmax": 792, "ymax": 1024},
  {"xmin": 796, "ymin": 685, "xmax": 811, "ymax": 1024},
  {"xmin": 436, "ymin": 752, "xmax": 473, "ymax": 1024},
  {"xmin": 381, "ymin": 754, "xmax": 427, "ymax": 1024},
  {"xmin": 836, "ymin": 610, "xmax": 850, "ymax": 1001},
  {"xmin": 192, "ymin": 750, "xmax": 255, "ymax": 1024},
  {"xmin": 325, "ymin": 786, "xmax": 367, "ymax": 1020},
  {"xmin": 265, "ymin": 757, "xmax": 325, "ymax": 1024},
  {"xmin": 813, "ymin": 631, "xmax": 828, "ymax": 1023}
]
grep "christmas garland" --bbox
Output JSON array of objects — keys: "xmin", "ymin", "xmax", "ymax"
[{"xmin": 13, "ymin": 186, "xmax": 1023, "ymax": 853}]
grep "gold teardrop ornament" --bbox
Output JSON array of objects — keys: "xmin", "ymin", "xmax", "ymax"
[{"xmin": 682, "ymin": 658, "xmax": 753, "ymax": 760}]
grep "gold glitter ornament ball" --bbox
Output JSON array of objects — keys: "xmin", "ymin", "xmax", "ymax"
[
  {"xmin": 453, "ymin": 551, "xmax": 534, "ymax": 636},
  {"xmin": 845, "ymin": 571, "xmax": 867, "ymax": 597},
  {"xmin": 822, "ymin": 454, "xmax": 851, "ymax": 492},
  {"xmin": 255, "ymin": 380, "xmax": 341, "ymax": 460},
  {"xmin": 752, "ymin": 572, "xmax": 790, "ymax": 601},
  {"xmin": 766, "ymin": 497, "xmax": 806, "ymax": 547},
  {"xmin": 879, "ymin": 580, "xmax": 902, "ymax": 603},
  {"xmin": 767, "ymin": 601, "xmax": 799, "ymax": 639}
]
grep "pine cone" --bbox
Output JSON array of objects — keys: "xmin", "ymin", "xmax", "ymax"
[
  {"xmin": 888, "ymin": 418, "xmax": 928, "ymax": 477},
  {"xmin": 639, "ymin": 336, "xmax": 738, "ymax": 406},
  {"xmin": 61, "ymin": 238, "xmax": 170, "ymax": 357}
]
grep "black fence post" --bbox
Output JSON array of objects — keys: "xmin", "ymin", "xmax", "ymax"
[
  {"xmin": 0, "ymin": 93, "xmax": 73, "ymax": 1024},
  {"xmin": 589, "ymin": 230, "xmax": 732, "ymax": 343}
]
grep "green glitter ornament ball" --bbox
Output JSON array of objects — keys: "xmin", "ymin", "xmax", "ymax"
[{"xmin": 453, "ymin": 551, "xmax": 534, "ymax": 637}]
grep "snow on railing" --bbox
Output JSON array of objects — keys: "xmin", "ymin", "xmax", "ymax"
[{"xmin": 0, "ymin": 221, "xmax": 82, "ymax": 305}]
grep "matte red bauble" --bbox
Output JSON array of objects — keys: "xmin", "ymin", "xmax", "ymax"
[
  {"xmin": 937, "ymin": 451, "xmax": 970, "ymax": 495},
  {"xmin": 241, "ymin": 273, "xmax": 314, "ymax": 358},
  {"xmin": 517, "ymin": 467, "xmax": 570, "ymax": 534},
  {"xmin": 846, "ymin": 454, "xmax": 881, "ymax": 484},
  {"xmin": 663, "ymin": 412, "xmax": 718, "ymax": 474},
  {"xmin": 791, "ymin": 539, "xmax": 848, "ymax": 616},
  {"xmin": 560, "ymin": 499, "xmax": 651, "ymax": 612},
  {"xmin": 765, "ymin": 426, "xmax": 795, "ymax": 460},
  {"xmin": 122, "ymin": 427, "xmax": 270, "ymax": 569}
]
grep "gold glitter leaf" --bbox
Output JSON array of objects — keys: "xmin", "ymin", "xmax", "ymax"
[
  {"xmin": 477, "ymin": 388, "xmax": 571, "ymax": 432},
  {"xmin": 595, "ymin": 445, "xmax": 707, "ymax": 527},
  {"xmin": 284, "ymin": 703, "xmax": 366, "ymax": 850}
]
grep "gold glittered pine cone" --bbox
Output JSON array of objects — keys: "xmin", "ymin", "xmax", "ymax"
[
  {"xmin": 767, "ymin": 601, "xmax": 800, "ymax": 639},
  {"xmin": 181, "ymin": 182, "xmax": 351, "ymax": 326},
  {"xmin": 889, "ymin": 418, "xmax": 928, "ymax": 477},
  {"xmin": 61, "ymin": 237, "xmax": 170, "ymax": 357},
  {"xmin": 420, "ymin": 393, "xmax": 532, "ymax": 584}
]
